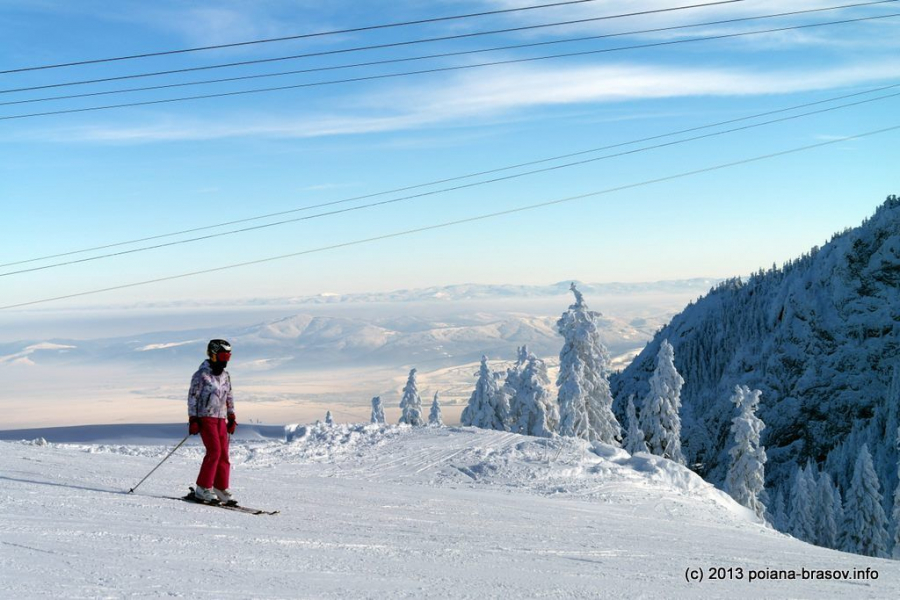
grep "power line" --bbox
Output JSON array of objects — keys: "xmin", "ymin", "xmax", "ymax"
[
  {"xmin": 3, "ymin": 123, "xmax": 896, "ymax": 311},
  {"xmin": 2, "ymin": 88, "xmax": 898, "ymax": 277},
  {"xmin": 5, "ymin": 81, "xmax": 898, "ymax": 270},
  {"xmin": 3, "ymin": 0, "xmax": 894, "ymax": 106},
  {"xmin": 3, "ymin": 0, "xmax": 822, "ymax": 96},
  {"xmin": 2, "ymin": 90, "xmax": 899, "ymax": 277},
  {"xmin": 0, "ymin": 0, "xmax": 736, "ymax": 75},
  {"xmin": 3, "ymin": 12, "xmax": 898, "ymax": 122}
]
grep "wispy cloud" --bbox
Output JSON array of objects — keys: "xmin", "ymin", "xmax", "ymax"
[
  {"xmin": 473, "ymin": 0, "xmax": 900, "ymax": 55},
  {"xmin": 23, "ymin": 59, "xmax": 900, "ymax": 143},
  {"xmin": 0, "ymin": 0, "xmax": 337, "ymax": 51}
]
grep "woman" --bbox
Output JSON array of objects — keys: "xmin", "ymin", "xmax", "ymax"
[{"xmin": 188, "ymin": 339, "xmax": 237, "ymax": 503}]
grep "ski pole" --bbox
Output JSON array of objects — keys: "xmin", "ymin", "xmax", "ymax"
[{"xmin": 127, "ymin": 433, "xmax": 190, "ymax": 494}]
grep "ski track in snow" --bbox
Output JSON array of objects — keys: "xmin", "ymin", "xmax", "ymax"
[{"xmin": 2, "ymin": 425, "xmax": 899, "ymax": 599}]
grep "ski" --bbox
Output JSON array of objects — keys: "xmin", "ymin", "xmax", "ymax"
[{"xmin": 170, "ymin": 488, "xmax": 280, "ymax": 515}]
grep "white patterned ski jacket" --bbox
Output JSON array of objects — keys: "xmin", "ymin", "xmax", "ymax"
[{"xmin": 188, "ymin": 360, "xmax": 235, "ymax": 419}]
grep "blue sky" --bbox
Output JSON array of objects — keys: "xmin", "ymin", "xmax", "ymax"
[{"xmin": 1, "ymin": 0, "xmax": 899, "ymax": 311}]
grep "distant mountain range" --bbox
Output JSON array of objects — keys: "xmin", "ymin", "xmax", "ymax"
[
  {"xmin": 0, "ymin": 308, "xmax": 663, "ymax": 372},
  {"xmin": 84, "ymin": 278, "xmax": 720, "ymax": 310},
  {"xmin": 263, "ymin": 279, "xmax": 721, "ymax": 305}
]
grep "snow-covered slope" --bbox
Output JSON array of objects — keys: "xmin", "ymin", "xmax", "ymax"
[
  {"xmin": 2, "ymin": 425, "xmax": 897, "ymax": 598},
  {"xmin": 612, "ymin": 196, "xmax": 900, "ymax": 496}
]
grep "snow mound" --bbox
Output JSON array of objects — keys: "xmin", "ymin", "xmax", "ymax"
[
  {"xmin": 251, "ymin": 425, "xmax": 755, "ymax": 522},
  {"xmin": 276, "ymin": 422, "xmax": 410, "ymax": 463},
  {"xmin": 3, "ymin": 421, "xmax": 751, "ymax": 522}
]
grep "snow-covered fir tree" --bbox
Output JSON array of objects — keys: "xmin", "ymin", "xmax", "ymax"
[
  {"xmin": 832, "ymin": 483, "xmax": 845, "ymax": 551},
  {"xmin": 624, "ymin": 395, "xmax": 649, "ymax": 455},
  {"xmin": 844, "ymin": 444, "xmax": 890, "ymax": 557},
  {"xmin": 502, "ymin": 346, "xmax": 527, "ymax": 427},
  {"xmin": 803, "ymin": 463, "xmax": 819, "ymax": 540},
  {"xmin": 556, "ymin": 283, "xmax": 621, "ymax": 445},
  {"xmin": 892, "ymin": 424, "xmax": 900, "ymax": 559},
  {"xmin": 725, "ymin": 386, "xmax": 767, "ymax": 521},
  {"xmin": 789, "ymin": 464, "xmax": 816, "ymax": 543},
  {"xmin": 325, "ymin": 410, "xmax": 334, "ymax": 426},
  {"xmin": 771, "ymin": 487, "xmax": 788, "ymax": 532},
  {"xmin": 399, "ymin": 368, "xmax": 425, "ymax": 426},
  {"xmin": 507, "ymin": 351, "xmax": 558, "ymax": 437},
  {"xmin": 640, "ymin": 340, "xmax": 685, "ymax": 463},
  {"xmin": 510, "ymin": 345, "xmax": 529, "ymax": 385},
  {"xmin": 882, "ymin": 366, "xmax": 900, "ymax": 543},
  {"xmin": 371, "ymin": 396, "xmax": 385, "ymax": 425},
  {"xmin": 429, "ymin": 392, "xmax": 444, "ymax": 427},
  {"xmin": 461, "ymin": 356, "xmax": 509, "ymax": 430},
  {"xmin": 892, "ymin": 439, "xmax": 900, "ymax": 559},
  {"xmin": 814, "ymin": 472, "xmax": 840, "ymax": 549}
]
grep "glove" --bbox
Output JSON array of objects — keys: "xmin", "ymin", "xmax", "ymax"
[
  {"xmin": 189, "ymin": 416, "xmax": 201, "ymax": 435},
  {"xmin": 227, "ymin": 414, "xmax": 237, "ymax": 435}
]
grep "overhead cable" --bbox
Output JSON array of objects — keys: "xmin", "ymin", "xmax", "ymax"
[
  {"xmin": 16, "ymin": 0, "xmax": 875, "ymax": 95},
  {"xmin": 2, "ymin": 90, "xmax": 900, "ymax": 277},
  {"xmin": 0, "ymin": 0, "xmax": 740, "ymax": 74},
  {"xmin": 2, "ymin": 123, "xmax": 897, "ymax": 311},
  {"xmin": 2, "ymin": 0, "xmax": 896, "ymax": 105},
  {"xmin": 2, "ymin": 12, "xmax": 898, "ymax": 122},
  {"xmin": 4, "ymin": 81, "xmax": 898, "ymax": 269}
]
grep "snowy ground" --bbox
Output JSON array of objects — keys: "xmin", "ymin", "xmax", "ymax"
[{"xmin": 2, "ymin": 425, "xmax": 898, "ymax": 599}]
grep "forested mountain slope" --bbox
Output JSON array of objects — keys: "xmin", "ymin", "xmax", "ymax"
[{"xmin": 612, "ymin": 196, "xmax": 900, "ymax": 500}]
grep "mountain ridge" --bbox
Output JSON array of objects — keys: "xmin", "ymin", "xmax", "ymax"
[{"xmin": 612, "ymin": 196, "xmax": 900, "ymax": 500}]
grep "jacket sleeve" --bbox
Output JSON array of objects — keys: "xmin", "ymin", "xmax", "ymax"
[
  {"xmin": 188, "ymin": 371, "xmax": 202, "ymax": 417},
  {"xmin": 226, "ymin": 373, "xmax": 235, "ymax": 416}
]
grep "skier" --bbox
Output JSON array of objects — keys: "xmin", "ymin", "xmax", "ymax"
[{"xmin": 188, "ymin": 339, "xmax": 237, "ymax": 503}]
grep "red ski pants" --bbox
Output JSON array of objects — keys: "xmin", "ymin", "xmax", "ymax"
[{"xmin": 197, "ymin": 417, "xmax": 230, "ymax": 490}]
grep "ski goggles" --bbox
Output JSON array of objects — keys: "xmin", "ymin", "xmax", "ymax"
[{"xmin": 212, "ymin": 351, "xmax": 231, "ymax": 363}]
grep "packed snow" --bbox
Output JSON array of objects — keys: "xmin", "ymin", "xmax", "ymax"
[{"xmin": 2, "ymin": 424, "xmax": 898, "ymax": 598}]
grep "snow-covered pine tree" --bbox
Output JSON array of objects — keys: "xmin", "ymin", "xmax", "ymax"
[
  {"xmin": 804, "ymin": 460, "xmax": 818, "ymax": 506},
  {"xmin": 888, "ymin": 365, "xmax": 900, "ymax": 444},
  {"xmin": 844, "ymin": 444, "xmax": 890, "ymax": 557},
  {"xmin": 771, "ymin": 487, "xmax": 788, "ymax": 532},
  {"xmin": 833, "ymin": 483, "xmax": 845, "ymax": 551},
  {"xmin": 789, "ymin": 464, "xmax": 816, "ymax": 542},
  {"xmin": 556, "ymin": 283, "xmax": 621, "ymax": 445},
  {"xmin": 461, "ymin": 356, "xmax": 508, "ymax": 430},
  {"xmin": 325, "ymin": 410, "xmax": 334, "ymax": 426},
  {"xmin": 429, "ymin": 391, "xmax": 444, "ymax": 427},
  {"xmin": 891, "ymin": 427, "xmax": 900, "ymax": 560},
  {"xmin": 399, "ymin": 368, "xmax": 425, "ymax": 426},
  {"xmin": 513, "ymin": 345, "xmax": 529, "ymax": 380},
  {"xmin": 831, "ymin": 427, "xmax": 866, "ymax": 495},
  {"xmin": 624, "ymin": 395, "xmax": 649, "ymax": 455},
  {"xmin": 502, "ymin": 346, "xmax": 527, "ymax": 428},
  {"xmin": 371, "ymin": 396, "xmax": 385, "ymax": 424},
  {"xmin": 640, "ymin": 340, "xmax": 685, "ymax": 463},
  {"xmin": 885, "ymin": 367, "xmax": 900, "ymax": 544},
  {"xmin": 890, "ymin": 422, "xmax": 900, "ymax": 559},
  {"xmin": 885, "ymin": 364, "xmax": 900, "ymax": 477},
  {"xmin": 725, "ymin": 385, "xmax": 767, "ymax": 521},
  {"xmin": 508, "ymin": 351, "xmax": 558, "ymax": 437},
  {"xmin": 815, "ymin": 472, "xmax": 840, "ymax": 549}
]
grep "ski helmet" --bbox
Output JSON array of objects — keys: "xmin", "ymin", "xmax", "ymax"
[{"xmin": 207, "ymin": 339, "xmax": 232, "ymax": 363}]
